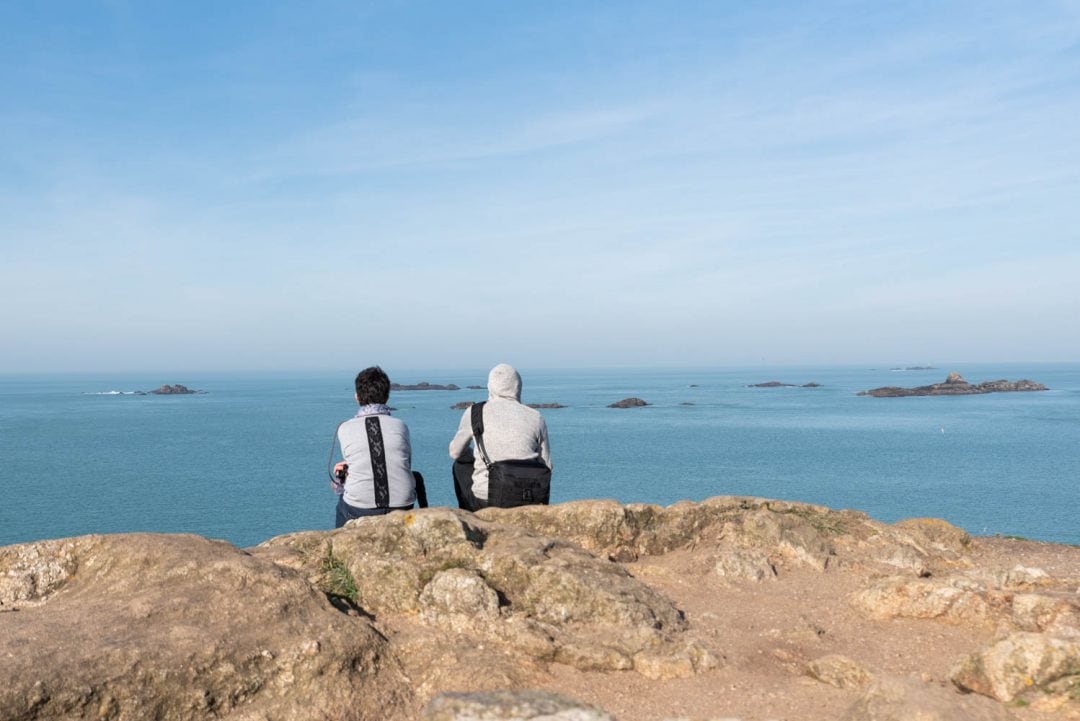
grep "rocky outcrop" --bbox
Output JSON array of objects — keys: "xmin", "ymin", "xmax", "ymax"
[
  {"xmin": 256, "ymin": 508, "xmax": 718, "ymax": 683},
  {"xmin": 607, "ymin": 397, "xmax": 648, "ymax": 408},
  {"xmin": 3, "ymin": 499, "xmax": 1078, "ymax": 721},
  {"xmin": 749, "ymin": 381, "xmax": 821, "ymax": 388},
  {"xmin": 483, "ymin": 498, "xmax": 972, "ymax": 575},
  {"xmin": 149, "ymin": 384, "xmax": 199, "ymax": 394},
  {"xmin": 0, "ymin": 534, "xmax": 410, "ymax": 720},
  {"xmin": 851, "ymin": 564, "xmax": 1079, "ymax": 635},
  {"xmin": 858, "ymin": 373, "xmax": 1047, "ymax": 397},
  {"xmin": 393, "ymin": 381, "xmax": 461, "ymax": 391}
]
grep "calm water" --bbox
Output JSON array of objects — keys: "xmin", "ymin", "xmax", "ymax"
[{"xmin": 1, "ymin": 365, "xmax": 1077, "ymax": 548}]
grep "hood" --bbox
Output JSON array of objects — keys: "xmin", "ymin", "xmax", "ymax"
[{"xmin": 487, "ymin": 363, "xmax": 522, "ymax": 402}]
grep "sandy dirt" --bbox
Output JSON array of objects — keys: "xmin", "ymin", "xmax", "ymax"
[{"xmin": 527, "ymin": 537, "xmax": 1080, "ymax": 721}]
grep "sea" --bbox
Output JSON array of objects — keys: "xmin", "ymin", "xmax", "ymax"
[{"xmin": 1, "ymin": 364, "xmax": 1077, "ymax": 549}]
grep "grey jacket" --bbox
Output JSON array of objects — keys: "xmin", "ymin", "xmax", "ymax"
[
  {"xmin": 340, "ymin": 410, "xmax": 415, "ymax": 509},
  {"xmin": 449, "ymin": 364, "xmax": 552, "ymax": 500}
]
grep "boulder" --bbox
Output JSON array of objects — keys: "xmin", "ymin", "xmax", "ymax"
[
  {"xmin": 950, "ymin": 632, "xmax": 1080, "ymax": 702},
  {"xmin": 841, "ymin": 675, "xmax": 1016, "ymax": 721},
  {"xmin": 424, "ymin": 690, "xmax": 615, "ymax": 721},
  {"xmin": 807, "ymin": 654, "xmax": 874, "ymax": 689},
  {"xmin": 851, "ymin": 576, "xmax": 993, "ymax": 626},
  {"xmin": 0, "ymin": 534, "xmax": 411, "ymax": 721}
]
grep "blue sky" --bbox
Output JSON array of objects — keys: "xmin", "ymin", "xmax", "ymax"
[{"xmin": 2, "ymin": 1, "xmax": 1078, "ymax": 371}]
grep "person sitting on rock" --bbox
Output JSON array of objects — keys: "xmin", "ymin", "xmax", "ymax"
[
  {"xmin": 331, "ymin": 366, "xmax": 418, "ymax": 527},
  {"xmin": 449, "ymin": 363, "xmax": 552, "ymax": 511}
]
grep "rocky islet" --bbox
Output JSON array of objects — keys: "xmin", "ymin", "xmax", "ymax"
[{"xmin": 859, "ymin": 372, "xmax": 1048, "ymax": 397}]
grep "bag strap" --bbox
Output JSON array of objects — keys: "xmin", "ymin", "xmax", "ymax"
[
  {"xmin": 470, "ymin": 401, "xmax": 493, "ymax": 470},
  {"xmin": 365, "ymin": 416, "xmax": 391, "ymax": 509},
  {"xmin": 327, "ymin": 420, "xmax": 347, "ymax": 482}
]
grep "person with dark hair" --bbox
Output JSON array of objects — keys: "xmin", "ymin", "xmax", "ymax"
[{"xmin": 330, "ymin": 366, "xmax": 418, "ymax": 527}]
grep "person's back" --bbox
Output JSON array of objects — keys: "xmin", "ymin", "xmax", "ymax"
[
  {"xmin": 449, "ymin": 363, "xmax": 551, "ymax": 506},
  {"xmin": 338, "ymin": 412, "xmax": 413, "ymax": 509},
  {"xmin": 333, "ymin": 366, "xmax": 416, "ymax": 527}
]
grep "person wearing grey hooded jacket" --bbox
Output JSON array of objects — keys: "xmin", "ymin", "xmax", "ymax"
[{"xmin": 449, "ymin": 363, "xmax": 552, "ymax": 506}]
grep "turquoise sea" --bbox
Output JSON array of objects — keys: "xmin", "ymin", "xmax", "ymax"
[{"xmin": 1, "ymin": 364, "xmax": 1077, "ymax": 549}]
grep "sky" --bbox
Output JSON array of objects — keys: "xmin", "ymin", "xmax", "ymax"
[{"xmin": 1, "ymin": 1, "xmax": 1078, "ymax": 372}]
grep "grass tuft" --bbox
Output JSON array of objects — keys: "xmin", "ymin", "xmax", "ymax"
[{"xmin": 320, "ymin": 542, "xmax": 359, "ymax": 605}]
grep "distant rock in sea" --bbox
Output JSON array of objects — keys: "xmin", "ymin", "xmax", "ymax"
[
  {"xmin": 858, "ymin": 372, "xmax": 1048, "ymax": 397},
  {"xmin": 392, "ymin": 382, "xmax": 460, "ymax": 391},
  {"xmin": 608, "ymin": 397, "xmax": 648, "ymax": 408},
  {"xmin": 466, "ymin": 385, "xmax": 484, "ymax": 390},
  {"xmin": 680, "ymin": 402, "xmax": 695, "ymax": 406},
  {"xmin": 749, "ymin": 381, "xmax": 821, "ymax": 388},
  {"xmin": 890, "ymin": 366, "xmax": 938, "ymax": 371},
  {"xmin": 149, "ymin": 384, "xmax": 200, "ymax": 395},
  {"xmin": 453, "ymin": 401, "xmax": 565, "ymax": 410}
]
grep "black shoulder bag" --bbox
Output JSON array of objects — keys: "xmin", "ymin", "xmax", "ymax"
[{"xmin": 470, "ymin": 401, "xmax": 551, "ymax": 508}]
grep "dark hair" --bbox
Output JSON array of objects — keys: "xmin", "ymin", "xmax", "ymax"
[{"xmin": 355, "ymin": 366, "xmax": 391, "ymax": 405}]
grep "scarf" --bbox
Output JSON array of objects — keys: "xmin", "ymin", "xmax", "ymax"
[{"xmin": 356, "ymin": 403, "xmax": 392, "ymax": 417}]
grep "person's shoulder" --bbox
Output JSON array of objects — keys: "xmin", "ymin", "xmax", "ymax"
[
  {"xmin": 381, "ymin": 414, "xmax": 410, "ymax": 431},
  {"xmin": 338, "ymin": 416, "xmax": 362, "ymax": 431},
  {"xmin": 515, "ymin": 401, "xmax": 543, "ymax": 420}
]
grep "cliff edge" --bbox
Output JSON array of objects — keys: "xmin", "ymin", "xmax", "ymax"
[{"xmin": 2, "ymin": 498, "xmax": 1078, "ymax": 720}]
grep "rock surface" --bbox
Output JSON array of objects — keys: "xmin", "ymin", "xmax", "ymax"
[
  {"xmin": 0, "ymin": 534, "xmax": 410, "ymax": 720},
  {"xmin": 424, "ymin": 690, "xmax": 615, "ymax": 721},
  {"xmin": 858, "ymin": 373, "xmax": 1047, "ymax": 397},
  {"xmin": 951, "ymin": 632, "xmax": 1080, "ymax": 702},
  {"xmin": 256, "ymin": 508, "xmax": 716, "ymax": 682},
  {"xmin": 840, "ymin": 675, "xmax": 1017, "ymax": 721},
  {"xmin": 3, "ymin": 499, "xmax": 1080, "ymax": 721}
]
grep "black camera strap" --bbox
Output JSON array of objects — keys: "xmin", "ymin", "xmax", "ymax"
[
  {"xmin": 365, "ymin": 416, "xmax": 391, "ymax": 509},
  {"xmin": 327, "ymin": 421, "xmax": 346, "ymax": 482}
]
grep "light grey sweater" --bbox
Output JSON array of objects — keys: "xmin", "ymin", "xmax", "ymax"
[
  {"xmin": 339, "ymin": 410, "xmax": 415, "ymax": 509},
  {"xmin": 449, "ymin": 364, "xmax": 552, "ymax": 500}
]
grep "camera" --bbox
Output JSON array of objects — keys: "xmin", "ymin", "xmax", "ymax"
[{"xmin": 334, "ymin": 464, "xmax": 348, "ymax": 481}]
